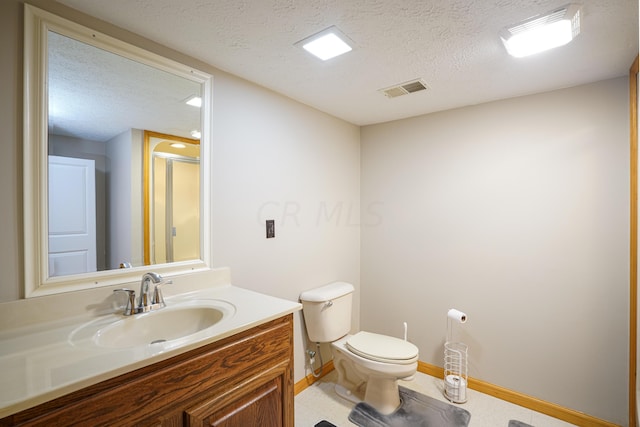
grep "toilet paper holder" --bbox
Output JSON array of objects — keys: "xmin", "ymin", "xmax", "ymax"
[
  {"xmin": 444, "ymin": 341, "xmax": 468, "ymax": 403},
  {"xmin": 444, "ymin": 308, "xmax": 468, "ymax": 404}
]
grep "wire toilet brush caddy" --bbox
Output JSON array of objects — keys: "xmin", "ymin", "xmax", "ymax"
[{"xmin": 444, "ymin": 308, "xmax": 468, "ymax": 403}]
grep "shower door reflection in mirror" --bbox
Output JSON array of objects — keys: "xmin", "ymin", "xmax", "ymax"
[{"xmin": 145, "ymin": 131, "xmax": 200, "ymax": 265}]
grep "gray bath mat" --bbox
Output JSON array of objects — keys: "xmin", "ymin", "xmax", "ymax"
[
  {"xmin": 348, "ymin": 386, "xmax": 471, "ymax": 427},
  {"xmin": 508, "ymin": 421, "xmax": 534, "ymax": 427}
]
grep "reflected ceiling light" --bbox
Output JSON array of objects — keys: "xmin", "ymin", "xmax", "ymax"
[
  {"xmin": 295, "ymin": 26, "xmax": 353, "ymax": 61},
  {"xmin": 500, "ymin": 4, "xmax": 581, "ymax": 58},
  {"xmin": 170, "ymin": 143, "xmax": 186, "ymax": 149},
  {"xmin": 190, "ymin": 130, "xmax": 201, "ymax": 139},
  {"xmin": 185, "ymin": 95, "xmax": 202, "ymax": 107}
]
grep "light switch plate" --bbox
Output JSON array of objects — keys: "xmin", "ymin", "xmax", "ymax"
[{"xmin": 266, "ymin": 219, "xmax": 275, "ymax": 238}]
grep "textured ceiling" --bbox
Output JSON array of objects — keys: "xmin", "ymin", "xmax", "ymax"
[
  {"xmin": 48, "ymin": 31, "xmax": 201, "ymax": 142},
  {"xmin": 55, "ymin": 0, "xmax": 638, "ymax": 126}
]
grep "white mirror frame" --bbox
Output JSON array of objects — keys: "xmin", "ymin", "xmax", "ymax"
[{"xmin": 23, "ymin": 5, "xmax": 213, "ymax": 297}]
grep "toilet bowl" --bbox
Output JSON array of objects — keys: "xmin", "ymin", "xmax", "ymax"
[
  {"xmin": 331, "ymin": 332, "xmax": 418, "ymax": 414},
  {"xmin": 300, "ymin": 282, "xmax": 420, "ymax": 415}
]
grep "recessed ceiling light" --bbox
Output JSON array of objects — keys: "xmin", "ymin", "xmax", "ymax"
[
  {"xmin": 500, "ymin": 4, "xmax": 581, "ymax": 58},
  {"xmin": 190, "ymin": 130, "xmax": 201, "ymax": 139},
  {"xmin": 185, "ymin": 95, "xmax": 202, "ymax": 107},
  {"xmin": 296, "ymin": 26, "xmax": 353, "ymax": 61},
  {"xmin": 171, "ymin": 143, "xmax": 186, "ymax": 149}
]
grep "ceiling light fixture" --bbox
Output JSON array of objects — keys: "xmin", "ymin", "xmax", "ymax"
[
  {"xmin": 190, "ymin": 130, "xmax": 201, "ymax": 139},
  {"xmin": 185, "ymin": 95, "xmax": 202, "ymax": 107},
  {"xmin": 170, "ymin": 143, "xmax": 186, "ymax": 149},
  {"xmin": 295, "ymin": 26, "xmax": 353, "ymax": 61},
  {"xmin": 500, "ymin": 4, "xmax": 581, "ymax": 58}
]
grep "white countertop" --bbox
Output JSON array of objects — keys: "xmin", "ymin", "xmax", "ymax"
[{"xmin": 0, "ymin": 283, "xmax": 301, "ymax": 418}]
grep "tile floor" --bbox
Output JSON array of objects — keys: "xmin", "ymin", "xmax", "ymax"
[{"xmin": 295, "ymin": 371, "xmax": 577, "ymax": 427}]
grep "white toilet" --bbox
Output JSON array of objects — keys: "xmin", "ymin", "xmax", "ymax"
[{"xmin": 300, "ymin": 282, "xmax": 419, "ymax": 414}]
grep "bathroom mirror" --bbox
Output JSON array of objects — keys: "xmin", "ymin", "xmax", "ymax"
[{"xmin": 23, "ymin": 5, "xmax": 213, "ymax": 297}]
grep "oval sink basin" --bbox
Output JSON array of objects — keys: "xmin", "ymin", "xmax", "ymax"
[{"xmin": 70, "ymin": 300, "xmax": 236, "ymax": 349}]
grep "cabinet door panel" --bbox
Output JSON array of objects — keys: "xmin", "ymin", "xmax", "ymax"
[
  {"xmin": 185, "ymin": 364, "xmax": 289, "ymax": 427},
  {"xmin": 210, "ymin": 377, "xmax": 281, "ymax": 427}
]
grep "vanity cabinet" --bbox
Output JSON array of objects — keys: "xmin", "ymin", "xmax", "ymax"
[{"xmin": 0, "ymin": 315, "xmax": 294, "ymax": 427}]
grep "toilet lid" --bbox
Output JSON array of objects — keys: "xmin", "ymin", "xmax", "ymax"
[{"xmin": 345, "ymin": 331, "xmax": 418, "ymax": 363}]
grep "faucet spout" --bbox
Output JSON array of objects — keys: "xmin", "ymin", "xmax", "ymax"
[{"xmin": 139, "ymin": 272, "xmax": 163, "ymax": 309}]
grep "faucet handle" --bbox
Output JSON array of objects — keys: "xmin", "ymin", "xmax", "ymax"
[
  {"xmin": 152, "ymin": 280, "xmax": 172, "ymax": 306},
  {"xmin": 114, "ymin": 288, "xmax": 137, "ymax": 315}
]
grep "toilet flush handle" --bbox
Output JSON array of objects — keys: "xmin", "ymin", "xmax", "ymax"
[{"xmin": 325, "ymin": 300, "xmax": 333, "ymax": 308}]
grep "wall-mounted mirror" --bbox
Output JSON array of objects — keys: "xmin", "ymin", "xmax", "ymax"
[{"xmin": 23, "ymin": 5, "xmax": 213, "ymax": 297}]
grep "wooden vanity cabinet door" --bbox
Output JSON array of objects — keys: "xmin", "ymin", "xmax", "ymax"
[{"xmin": 185, "ymin": 363, "xmax": 287, "ymax": 427}]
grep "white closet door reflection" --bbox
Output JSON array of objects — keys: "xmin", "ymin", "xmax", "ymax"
[{"xmin": 48, "ymin": 155, "xmax": 97, "ymax": 276}]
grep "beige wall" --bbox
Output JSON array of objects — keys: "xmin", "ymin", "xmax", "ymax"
[
  {"xmin": 210, "ymin": 71, "xmax": 362, "ymax": 377},
  {"xmin": 361, "ymin": 77, "xmax": 629, "ymax": 425},
  {"xmin": 0, "ymin": 0, "xmax": 361, "ymax": 383},
  {"xmin": 0, "ymin": 0, "xmax": 24, "ymax": 303}
]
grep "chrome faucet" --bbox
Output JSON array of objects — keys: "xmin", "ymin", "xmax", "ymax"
[
  {"xmin": 139, "ymin": 272, "xmax": 163, "ymax": 309},
  {"xmin": 114, "ymin": 272, "xmax": 171, "ymax": 315}
]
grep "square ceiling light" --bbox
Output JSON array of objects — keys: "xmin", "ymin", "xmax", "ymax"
[
  {"xmin": 295, "ymin": 26, "xmax": 353, "ymax": 61},
  {"xmin": 500, "ymin": 4, "xmax": 581, "ymax": 58}
]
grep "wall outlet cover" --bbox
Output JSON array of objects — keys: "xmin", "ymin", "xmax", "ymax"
[{"xmin": 266, "ymin": 219, "xmax": 275, "ymax": 238}]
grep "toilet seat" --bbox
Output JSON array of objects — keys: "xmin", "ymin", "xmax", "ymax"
[{"xmin": 345, "ymin": 331, "xmax": 418, "ymax": 364}]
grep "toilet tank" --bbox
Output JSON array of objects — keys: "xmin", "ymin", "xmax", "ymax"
[{"xmin": 299, "ymin": 282, "xmax": 354, "ymax": 343}]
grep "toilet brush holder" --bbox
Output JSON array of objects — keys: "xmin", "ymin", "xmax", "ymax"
[{"xmin": 443, "ymin": 341, "xmax": 468, "ymax": 403}]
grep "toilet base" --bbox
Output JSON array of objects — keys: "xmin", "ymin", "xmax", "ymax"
[
  {"xmin": 363, "ymin": 375, "xmax": 402, "ymax": 414},
  {"xmin": 331, "ymin": 337, "xmax": 416, "ymax": 415},
  {"xmin": 334, "ymin": 383, "xmax": 363, "ymax": 405},
  {"xmin": 334, "ymin": 375, "xmax": 403, "ymax": 415}
]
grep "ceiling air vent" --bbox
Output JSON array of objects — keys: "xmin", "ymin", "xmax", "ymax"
[{"xmin": 379, "ymin": 79, "xmax": 429, "ymax": 98}]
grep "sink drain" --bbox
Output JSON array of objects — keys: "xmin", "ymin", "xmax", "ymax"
[{"xmin": 150, "ymin": 339, "xmax": 167, "ymax": 345}]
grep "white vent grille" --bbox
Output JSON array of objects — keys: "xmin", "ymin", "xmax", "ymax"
[{"xmin": 379, "ymin": 79, "xmax": 429, "ymax": 98}]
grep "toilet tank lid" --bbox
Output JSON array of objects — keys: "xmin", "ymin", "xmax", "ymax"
[{"xmin": 300, "ymin": 282, "xmax": 354, "ymax": 302}]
